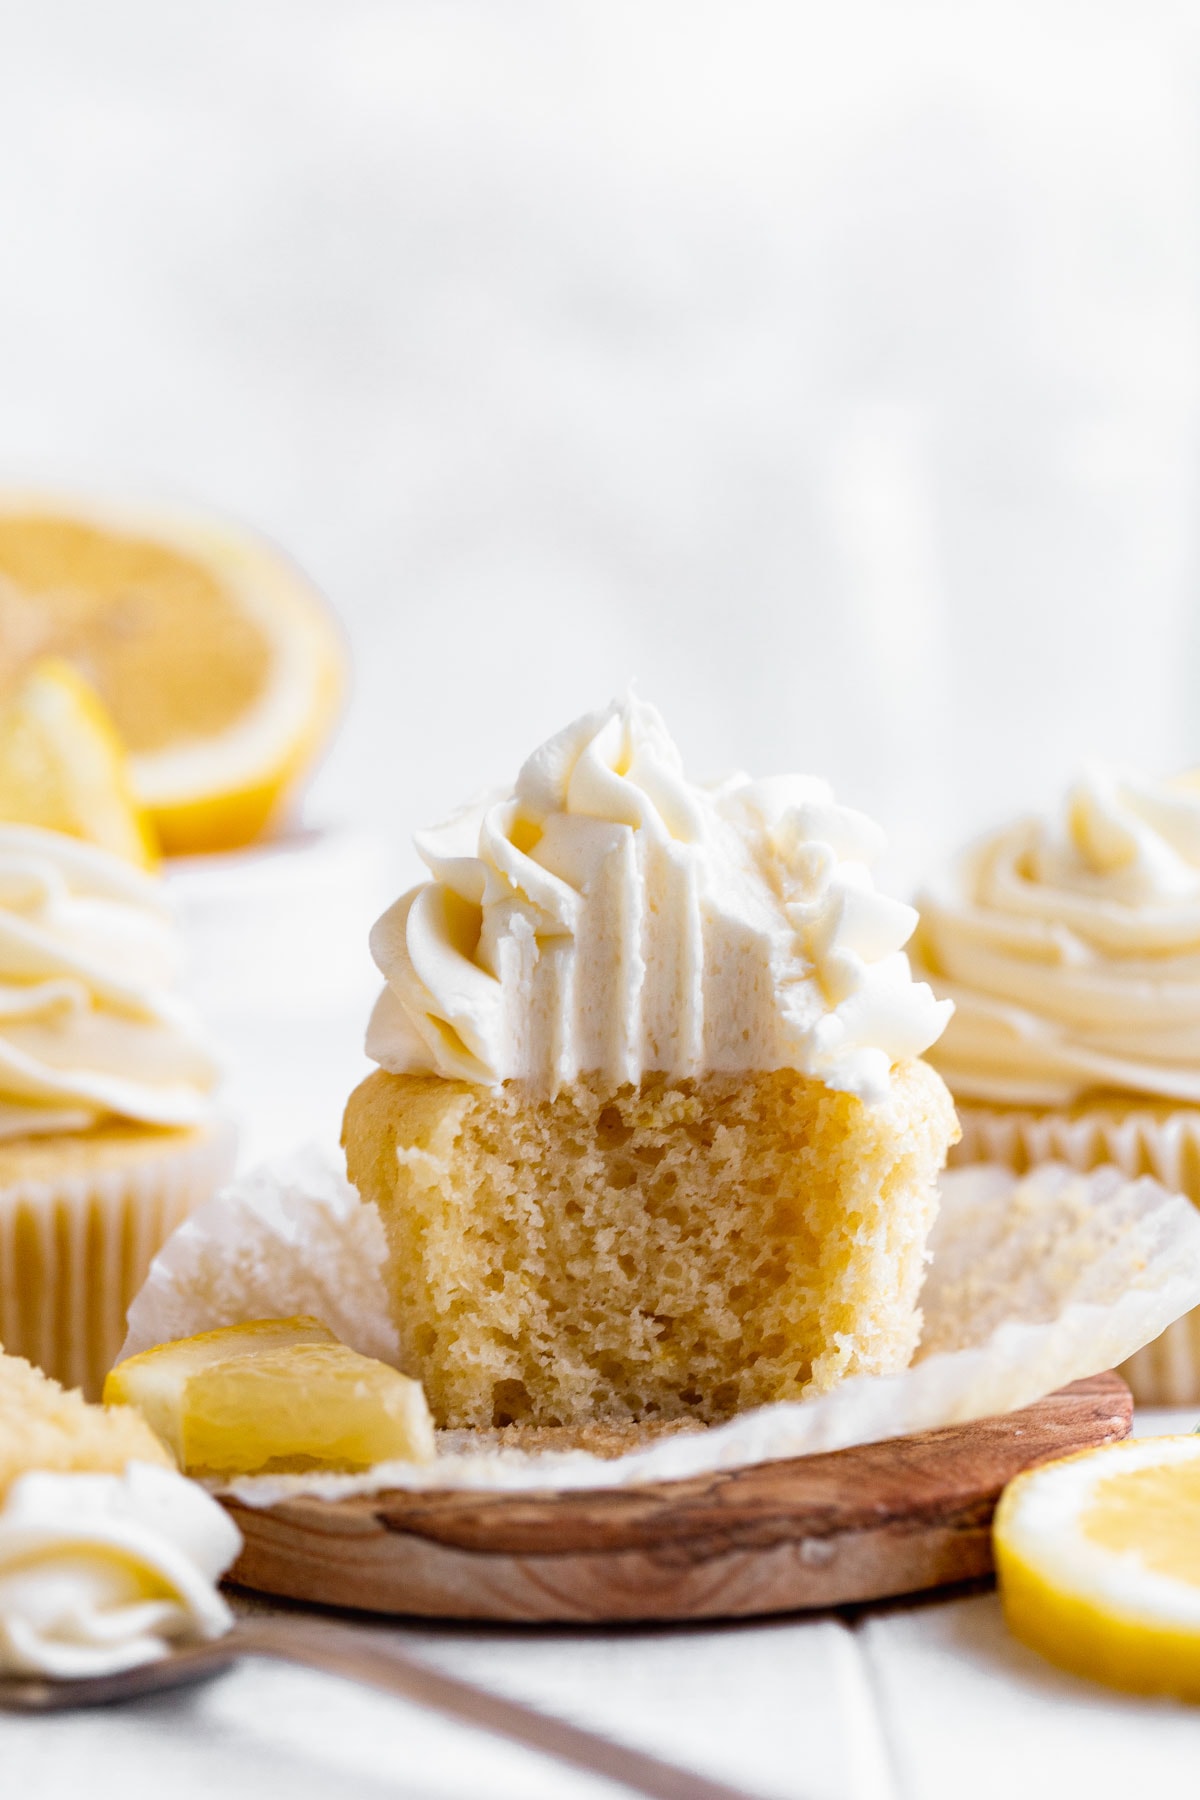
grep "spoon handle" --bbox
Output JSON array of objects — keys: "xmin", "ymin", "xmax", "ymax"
[{"xmin": 232, "ymin": 1615, "xmax": 762, "ymax": 1800}]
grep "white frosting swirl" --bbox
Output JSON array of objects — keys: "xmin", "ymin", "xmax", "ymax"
[
  {"xmin": 0, "ymin": 1461, "xmax": 240, "ymax": 1677},
  {"xmin": 367, "ymin": 696, "xmax": 949, "ymax": 1104},
  {"xmin": 0, "ymin": 825, "xmax": 219, "ymax": 1139},
  {"xmin": 914, "ymin": 768, "xmax": 1200, "ymax": 1106}
]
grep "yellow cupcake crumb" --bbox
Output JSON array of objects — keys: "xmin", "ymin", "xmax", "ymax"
[
  {"xmin": 0, "ymin": 1346, "xmax": 170, "ymax": 1498},
  {"xmin": 343, "ymin": 1060, "xmax": 957, "ymax": 1430}
]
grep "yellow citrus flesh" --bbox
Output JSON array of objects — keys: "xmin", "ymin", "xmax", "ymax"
[
  {"xmin": 181, "ymin": 1344, "xmax": 436, "ymax": 1477},
  {"xmin": 104, "ymin": 1317, "xmax": 338, "ymax": 1462},
  {"xmin": 0, "ymin": 658, "xmax": 158, "ymax": 867},
  {"xmin": 104, "ymin": 1316, "xmax": 435, "ymax": 1476},
  {"xmin": 0, "ymin": 502, "xmax": 345, "ymax": 854},
  {"xmin": 1085, "ymin": 1461, "xmax": 1200, "ymax": 1583},
  {"xmin": 995, "ymin": 1435, "xmax": 1200, "ymax": 1700},
  {"xmin": 0, "ymin": 516, "xmax": 272, "ymax": 752}
]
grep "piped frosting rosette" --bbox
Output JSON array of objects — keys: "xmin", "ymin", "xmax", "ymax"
[
  {"xmin": 367, "ymin": 694, "xmax": 950, "ymax": 1105},
  {"xmin": 0, "ymin": 1462, "xmax": 240, "ymax": 1677},
  {"xmin": 912, "ymin": 767, "xmax": 1200, "ymax": 1401},
  {"xmin": 0, "ymin": 826, "xmax": 220, "ymax": 1139}
]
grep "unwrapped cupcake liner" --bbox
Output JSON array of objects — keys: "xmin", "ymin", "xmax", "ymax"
[
  {"xmin": 0, "ymin": 1121, "xmax": 237, "ymax": 1400},
  {"xmin": 121, "ymin": 1143, "xmax": 399, "ymax": 1369},
  {"xmin": 122, "ymin": 1148, "xmax": 1200, "ymax": 1498},
  {"xmin": 954, "ymin": 1101, "xmax": 1200, "ymax": 1405}
]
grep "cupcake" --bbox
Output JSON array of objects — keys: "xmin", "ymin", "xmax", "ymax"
[
  {"xmin": 343, "ymin": 695, "xmax": 957, "ymax": 1430},
  {"xmin": 0, "ymin": 826, "xmax": 232, "ymax": 1397},
  {"xmin": 912, "ymin": 766, "xmax": 1200, "ymax": 1401}
]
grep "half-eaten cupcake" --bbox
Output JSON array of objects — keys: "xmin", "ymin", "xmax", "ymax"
[{"xmin": 343, "ymin": 694, "xmax": 958, "ymax": 1431}]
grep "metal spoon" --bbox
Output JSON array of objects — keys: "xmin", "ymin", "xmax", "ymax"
[{"xmin": 0, "ymin": 1613, "xmax": 762, "ymax": 1800}]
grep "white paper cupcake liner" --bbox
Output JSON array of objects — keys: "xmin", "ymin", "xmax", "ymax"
[
  {"xmin": 119, "ymin": 1148, "xmax": 1200, "ymax": 1497},
  {"xmin": 954, "ymin": 1102, "xmax": 1200, "ymax": 1405},
  {"xmin": 0, "ymin": 1119, "xmax": 236, "ymax": 1399}
]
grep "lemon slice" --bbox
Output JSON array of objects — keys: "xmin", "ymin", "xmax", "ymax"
[
  {"xmin": 995, "ymin": 1435, "xmax": 1200, "ymax": 1699},
  {"xmin": 0, "ymin": 497, "xmax": 345, "ymax": 854},
  {"xmin": 104, "ymin": 1317, "xmax": 436, "ymax": 1476},
  {"xmin": 0, "ymin": 657, "xmax": 158, "ymax": 868}
]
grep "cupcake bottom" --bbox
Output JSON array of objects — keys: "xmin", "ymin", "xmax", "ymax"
[
  {"xmin": 344, "ymin": 1060, "xmax": 957, "ymax": 1430},
  {"xmin": 953, "ymin": 1099, "xmax": 1200, "ymax": 1404},
  {"xmin": 0, "ymin": 1119, "xmax": 236, "ymax": 1399}
]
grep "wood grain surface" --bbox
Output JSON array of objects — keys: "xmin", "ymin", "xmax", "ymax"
[{"xmin": 223, "ymin": 1371, "xmax": 1132, "ymax": 1624}]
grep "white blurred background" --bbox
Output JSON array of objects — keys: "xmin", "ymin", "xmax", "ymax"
[{"xmin": 2, "ymin": 2, "xmax": 1198, "ymax": 1150}]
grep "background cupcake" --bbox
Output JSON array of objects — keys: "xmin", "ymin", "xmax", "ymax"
[
  {"xmin": 0, "ymin": 657, "xmax": 233, "ymax": 1396},
  {"xmin": 912, "ymin": 766, "xmax": 1200, "ymax": 1402},
  {"xmin": 0, "ymin": 822, "xmax": 231, "ymax": 1396}
]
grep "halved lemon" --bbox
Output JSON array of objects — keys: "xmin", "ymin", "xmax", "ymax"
[
  {"xmin": 0, "ymin": 657, "xmax": 157, "ymax": 867},
  {"xmin": 0, "ymin": 496, "xmax": 345, "ymax": 854},
  {"xmin": 104, "ymin": 1317, "xmax": 436, "ymax": 1477},
  {"xmin": 995, "ymin": 1434, "xmax": 1200, "ymax": 1699}
]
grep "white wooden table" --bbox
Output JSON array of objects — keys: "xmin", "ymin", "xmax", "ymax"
[{"xmin": 3, "ymin": 1415, "xmax": 1195, "ymax": 1800}]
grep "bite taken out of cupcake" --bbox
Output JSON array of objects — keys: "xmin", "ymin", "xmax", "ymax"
[
  {"xmin": 911, "ymin": 765, "xmax": 1200, "ymax": 1402},
  {"xmin": 343, "ymin": 693, "xmax": 958, "ymax": 1432},
  {"xmin": 0, "ymin": 826, "xmax": 233, "ymax": 1397}
]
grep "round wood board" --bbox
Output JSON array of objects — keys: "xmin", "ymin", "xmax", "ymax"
[{"xmin": 222, "ymin": 1371, "xmax": 1131, "ymax": 1624}]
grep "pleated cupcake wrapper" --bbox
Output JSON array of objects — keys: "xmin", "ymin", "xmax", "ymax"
[
  {"xmin": 954, "ymin": 1102, "xmax": 1200, "ymax": 1405},
  {"xmin": 110, "ymin": 1148, "xmax": 1200, "ymax": 1500},
  {"xmin": 0, "ymin": 1121, "xmax": 236, "ymax": 1400}
]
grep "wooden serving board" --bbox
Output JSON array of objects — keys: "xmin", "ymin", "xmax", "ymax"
[{"xmin": 223, "ymin": 1371, "xmax": 1131, "ymax": 1624}]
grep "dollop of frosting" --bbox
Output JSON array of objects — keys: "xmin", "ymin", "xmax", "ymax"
[
  {"xmin": 913, "ymin": 768, "xmax": 1200, "ymax": 1106},
  {"xmin": 367, "ymin": 696, "xmax": 950, "ymax": 1104},
  {"xmin": 0, "ymin": 825, "xmax": 220, "ymax": 1140},
  {"xmin": 0, "ymin": 1461, "xmax": 240, "ymax": 1677}
]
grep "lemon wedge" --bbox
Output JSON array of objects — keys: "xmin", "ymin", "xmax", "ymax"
[
  {"xmin": 104, "ymin": 1317, "xmax": 436, "ymax": 1477},
  {"xmin": 0, "ymin": 657, "xmax": 158, "ymax": 868},
  {"xmin": 995, "ymin": 1434, "xmax": 1200, "ymax": 1699},
  {"xmin": 0, "ymin": 497, "xmax": 345, "ymax": 854}
]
